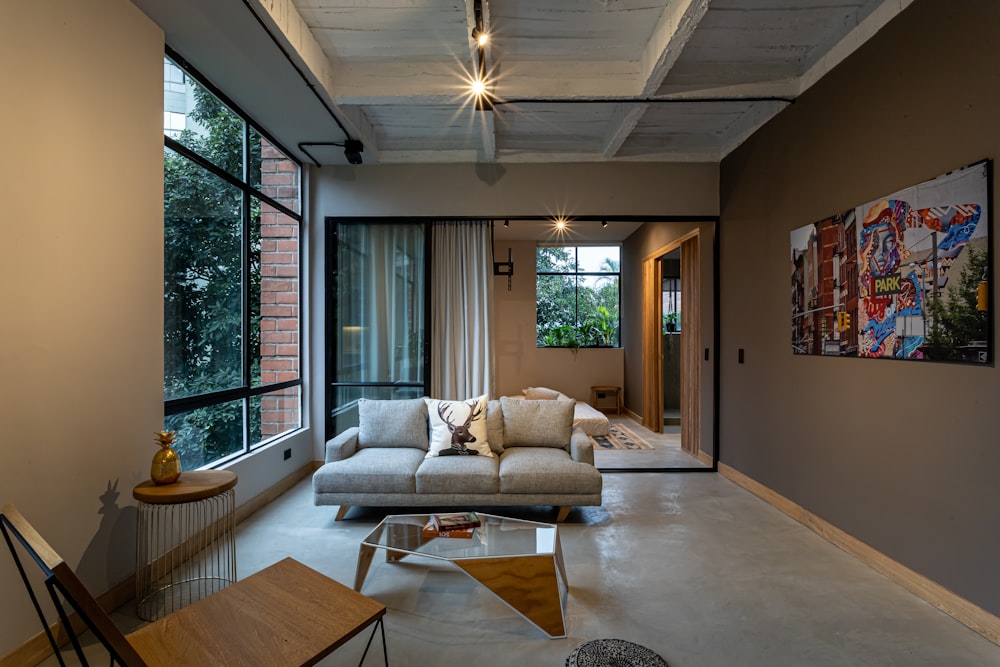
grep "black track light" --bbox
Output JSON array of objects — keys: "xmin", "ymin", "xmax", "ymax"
[{"xmin": 344, "ymin": 139, "xmax": 364, "ymax": 165}]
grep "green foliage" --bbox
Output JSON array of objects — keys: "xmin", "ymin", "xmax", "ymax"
[
  {"xmin": 923, "ymin": 246, "xmax": 988, "ymax": 361},
  {"xmin": 164, "ymin": 79, "xmax": 262, "ymax": 465},
  {"xmin": 536, "ymin": 247, "xmax": 620, "ymax": 348}
]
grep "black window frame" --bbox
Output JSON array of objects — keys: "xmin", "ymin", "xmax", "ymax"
[{"xmin": 162, "ymin": 46, "xmax": 304, "ymax": 467}]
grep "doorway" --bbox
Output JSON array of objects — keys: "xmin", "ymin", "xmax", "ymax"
[
  {"xmin": 639, "ymin": 230, "xmax": 708, "ymax": 468},
  {"xmin": 661, "ymin": 249, "xmax": 681, "ymax": 432}
]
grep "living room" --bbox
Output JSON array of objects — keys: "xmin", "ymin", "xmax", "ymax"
[{"xmin": 4, "ymin": 1, "xmax": 1000, "ymax": 665}]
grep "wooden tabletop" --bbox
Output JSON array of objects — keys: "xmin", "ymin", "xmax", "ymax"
[
  {"xmin": 133, "ymin": 470, "xmax": 238, "ymax": 504},
  {"xmin": 127, "ymin": 557, "xmax": 386, "ymax": 666}
]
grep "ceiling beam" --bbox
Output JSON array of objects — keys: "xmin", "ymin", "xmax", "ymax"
[
  {"xmin": 639, "ymin": 0, "xmax": 709, "ymax": 97},
  {"xmin": 797, "ymin": 0, "xmax": 915, "ymax": 96},
  {"xmin": 602, "ymin": 0, "xmax": 709, "ymax": 158},
  {"xmin": 246, "ymin": 0, "xmax": 380, "ymax": 163}
]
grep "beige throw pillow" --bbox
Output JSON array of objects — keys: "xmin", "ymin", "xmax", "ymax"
[
  {"xmin": 523, "ymin": 386, "xmax": 560, "ymax": 400},
  {"xmin": 500, "ymin": 396, "xmax": 574, "ymax": 448}
]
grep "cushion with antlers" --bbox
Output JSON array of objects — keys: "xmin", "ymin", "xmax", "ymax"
[{"xmin": 424, "ymin": 395, "xmax": 493, "ymax": 458}]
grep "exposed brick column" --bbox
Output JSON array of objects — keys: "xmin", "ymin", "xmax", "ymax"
[{"xmin": 258, "ymin": 141, "xmax": 300, "ymax": 439}]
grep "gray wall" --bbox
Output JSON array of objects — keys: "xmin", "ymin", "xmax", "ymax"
[{"xmin": 719, "ymin": 0, "xmax": 1000, "ymax": 615}]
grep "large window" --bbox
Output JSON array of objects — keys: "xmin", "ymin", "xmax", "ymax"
[
  {"xmin": 536, "ymin": 245, "xmax": 621, "ymax": 348},
  {"xmin": 326, "ymin": 221, "xmax": 429, "ymax": 438},
  {"xmin": 163, "ymin": 53, "xmax": 302, "ymax": 468}
]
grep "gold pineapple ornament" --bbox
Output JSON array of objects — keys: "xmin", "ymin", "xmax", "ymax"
[{"xmin": 151, "ymin": 430, "xmax": 181, "ymax": 484}]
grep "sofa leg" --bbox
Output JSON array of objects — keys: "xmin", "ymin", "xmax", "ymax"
[
  {"xmin": 556, "ymin": 506, "xmax": 571, "ymax": 522},
  {"xmin": 335, "ymin": 505, "xmax": 351, "ymax": 521}
]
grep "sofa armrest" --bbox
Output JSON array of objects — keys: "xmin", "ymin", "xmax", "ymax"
[
  {"xmin": 325, "ymin": 427, "xmax": 359, "ymax": 463},
  {"xmin": 569, "ymin": 427, "xmax": 595, "ymax": 466}
]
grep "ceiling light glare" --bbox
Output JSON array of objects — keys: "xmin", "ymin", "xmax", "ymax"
[
  {"xmin": 478, "ymin": 32, "xmax": 490, "ymax": 47},
  {"xmin": 471, "ymin": 78, "xmax": 486, "ymax": 96},
  {"xmin": 555, "ymin": 218, "xmax": 567, "ymax": 230}
]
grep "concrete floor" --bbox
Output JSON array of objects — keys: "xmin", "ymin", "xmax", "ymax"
[{"xmin": 44, "ymin": 471, "xmax": 1000, "ymax": 666}]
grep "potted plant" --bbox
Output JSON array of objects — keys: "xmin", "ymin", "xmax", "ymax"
[{"xmin": 663, "ymin": 311, "xmax": 679, "ymax": 333}]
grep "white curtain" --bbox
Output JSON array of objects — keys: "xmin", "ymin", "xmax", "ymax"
[
  {"xmin": 334, "ymin": 222, "xmax": 425, "ymax": 389},
  {"xmin": 430, "ymin": 220, "xmax": 495, "ymax": 400}
]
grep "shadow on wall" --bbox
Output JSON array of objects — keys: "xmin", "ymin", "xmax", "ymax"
[
  {"xmin": 475, "ymin": 163, "xmax": 507, "ymax": 186},
  {"xmin": 75, "ymin": 480, "xmax": 136, "ymax": 593}
]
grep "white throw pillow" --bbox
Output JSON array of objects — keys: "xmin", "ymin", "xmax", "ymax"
[{"xmin": 424, "ymin": 395, "xmax": 493, "ymax": 458}]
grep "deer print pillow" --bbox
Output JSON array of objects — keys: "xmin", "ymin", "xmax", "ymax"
[{"xmin": 424, "ymin": 395, "xmax": 493, "ymax": 458}]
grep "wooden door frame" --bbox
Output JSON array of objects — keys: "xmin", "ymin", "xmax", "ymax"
[{"xmin": 642, "ymin": 229, "xmax": 702, "ymax": 456}]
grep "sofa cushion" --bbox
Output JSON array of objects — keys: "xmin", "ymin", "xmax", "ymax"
[
  {"xmin": 358, "ymin": 397, "xmax": 428, "ymax": 449},
  {"xmin": 312, "ymin": 448, "xmax": 425, "ymax": 494},
  {"xmin": 499, "ymin": 397, "xmax": 575, "ymax": 447},
  {"xmin": 498, "ymin": 447, "xmax": 603, "ymax": 494},
  {"xmin": 486, "ymin": 399, "xmax": 504, "ymax": 454},
  {"xmin": 416, "ymin": 456, "xmax": 499, "ymax": 494},
  {"xmin": 425, "ymin": 395, "xmax": 492, "ymax": 457}
]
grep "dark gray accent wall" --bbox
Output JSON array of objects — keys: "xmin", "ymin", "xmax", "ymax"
[{"xmin": 719, "ymin": 0, "xmax": 1000, "ymax": 615}]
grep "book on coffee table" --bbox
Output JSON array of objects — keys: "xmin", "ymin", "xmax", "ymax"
[
  {"xmin": 431, "ymin": 512, "xmax": 481, "ymax": 531},
  {"xmin": 421, "ymin": 520, "xmax": 475, "ymax": 539}
]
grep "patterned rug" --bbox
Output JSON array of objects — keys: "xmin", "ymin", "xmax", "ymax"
[
  {"xmin": 589, "ymin": 424, "xmax": 653, "ymax": 450},
  {"xmin": 566, "ymin": 638, "xmax": 668, "ymax": 666}
]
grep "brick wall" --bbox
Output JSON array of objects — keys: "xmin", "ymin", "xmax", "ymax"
[{"xmin": 258, "ymin": 141, "xmax": 300, "ymax": 439}]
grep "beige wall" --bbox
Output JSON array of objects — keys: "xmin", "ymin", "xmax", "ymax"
[
  {"xmin": 0, "ymin": 0, "xmax": 164, "ymax": 654},
  {"xmin": 720, "ymin": 0, "xmax": 1000, "ymax": 616},
  {"xmin": 493, "ymin": 241, "xmax": 624, "ymax": 399}
]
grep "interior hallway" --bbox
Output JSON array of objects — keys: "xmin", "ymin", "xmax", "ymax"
[{"xmin": 40, "ymin": 471, "xmax": 1000, "ymax": 666}]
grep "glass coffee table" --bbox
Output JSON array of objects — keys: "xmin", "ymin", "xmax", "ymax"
[{"xmin": 355, "ymin": 513, "xmax": 568, "ymax": 638}]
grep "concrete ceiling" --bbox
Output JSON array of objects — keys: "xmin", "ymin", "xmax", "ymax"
[{"xmin": 133, "ymin": 0, "xmax": 912, "ymax": 169}]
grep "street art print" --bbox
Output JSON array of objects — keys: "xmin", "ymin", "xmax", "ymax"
[{"xmin": 791, "ymin": 160, "xmax": 991, "ymax": 363}]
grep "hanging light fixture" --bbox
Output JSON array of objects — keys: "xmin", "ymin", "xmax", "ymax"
[{"xmin": 472, "ymin": 0, "xmax": 494, "ymax": 111}]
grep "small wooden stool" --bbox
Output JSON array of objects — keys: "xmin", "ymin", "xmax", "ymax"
[{"xmin": 590, "ymin": 385, "xmax": 622, "ymax": 415}]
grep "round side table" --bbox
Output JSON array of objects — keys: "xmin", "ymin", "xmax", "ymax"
[{"xmin": 133, "ymin": 470, "xmax": 238, "ymax": 621}]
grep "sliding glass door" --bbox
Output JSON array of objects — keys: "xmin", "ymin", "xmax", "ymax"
[{"xmin": 326, "ymin": 220, "xmax": 430, "ymax": 438}]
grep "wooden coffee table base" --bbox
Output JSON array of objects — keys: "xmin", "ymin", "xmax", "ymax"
[{"xmin": 355, "ymin": 533, "xmax": 568, "ymax": 638}]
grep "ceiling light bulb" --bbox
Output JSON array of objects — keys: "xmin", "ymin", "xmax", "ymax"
[
  {"xmin": 478, "ymin": 32, "xmax": 490, "ymax": 47},
  {"xmin": 555, "ymin": 219, "xmax": 567, "ymax": 230},
  {"xmin": 471, "ymin": 79, "xmax": 486, "ymax": 96}
]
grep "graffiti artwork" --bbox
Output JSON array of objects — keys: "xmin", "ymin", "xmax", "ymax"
[{"xmin": 791, "ymin": 160, "xmax": 991, "ymax": 364}]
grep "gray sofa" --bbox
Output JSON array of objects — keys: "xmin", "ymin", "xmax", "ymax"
[{"xmin": 313, "ymin": 396, "xmax": 603, "ymax": 522}]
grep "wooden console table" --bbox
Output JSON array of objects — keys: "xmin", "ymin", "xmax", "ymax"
[{"xmin": 133, "ymin": 470, "xmax": 238, "ymax": 621}]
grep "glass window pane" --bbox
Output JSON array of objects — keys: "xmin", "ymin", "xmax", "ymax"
[
  {"xmin": 251, "ymin": 385, "xmax": 301, "ymax": 447},
  {"xmin": 165, "ymin": 400, "xmax": 244, "ymax": 469},
  {"xmin": 163, "ymin": 57, "xmax": 243, "ymax": 180},
  {"xmin": 578, "ymin": 246, "xmax": 620, "ymax": 273},
  {"xmin": 164, "ymin": 147, "xmax": 244, "ymax": 401},
  {"xmin": 537, "ymin": 246, "xmax": 577, "ymax": 273},
  {"xmin": 536, "ymin": 274, "xmax": 578, "ymax": 346},
  {"xmin": 335, "ymin": 224, "xmax": 425, "ymax": 384},
  {"xmin": 253, "ymin": 202, "xmax": 299, "ymax": 388},
  {"xmin": 579, "ymin": 275, "xmax": 620, "ymax": 346}
]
